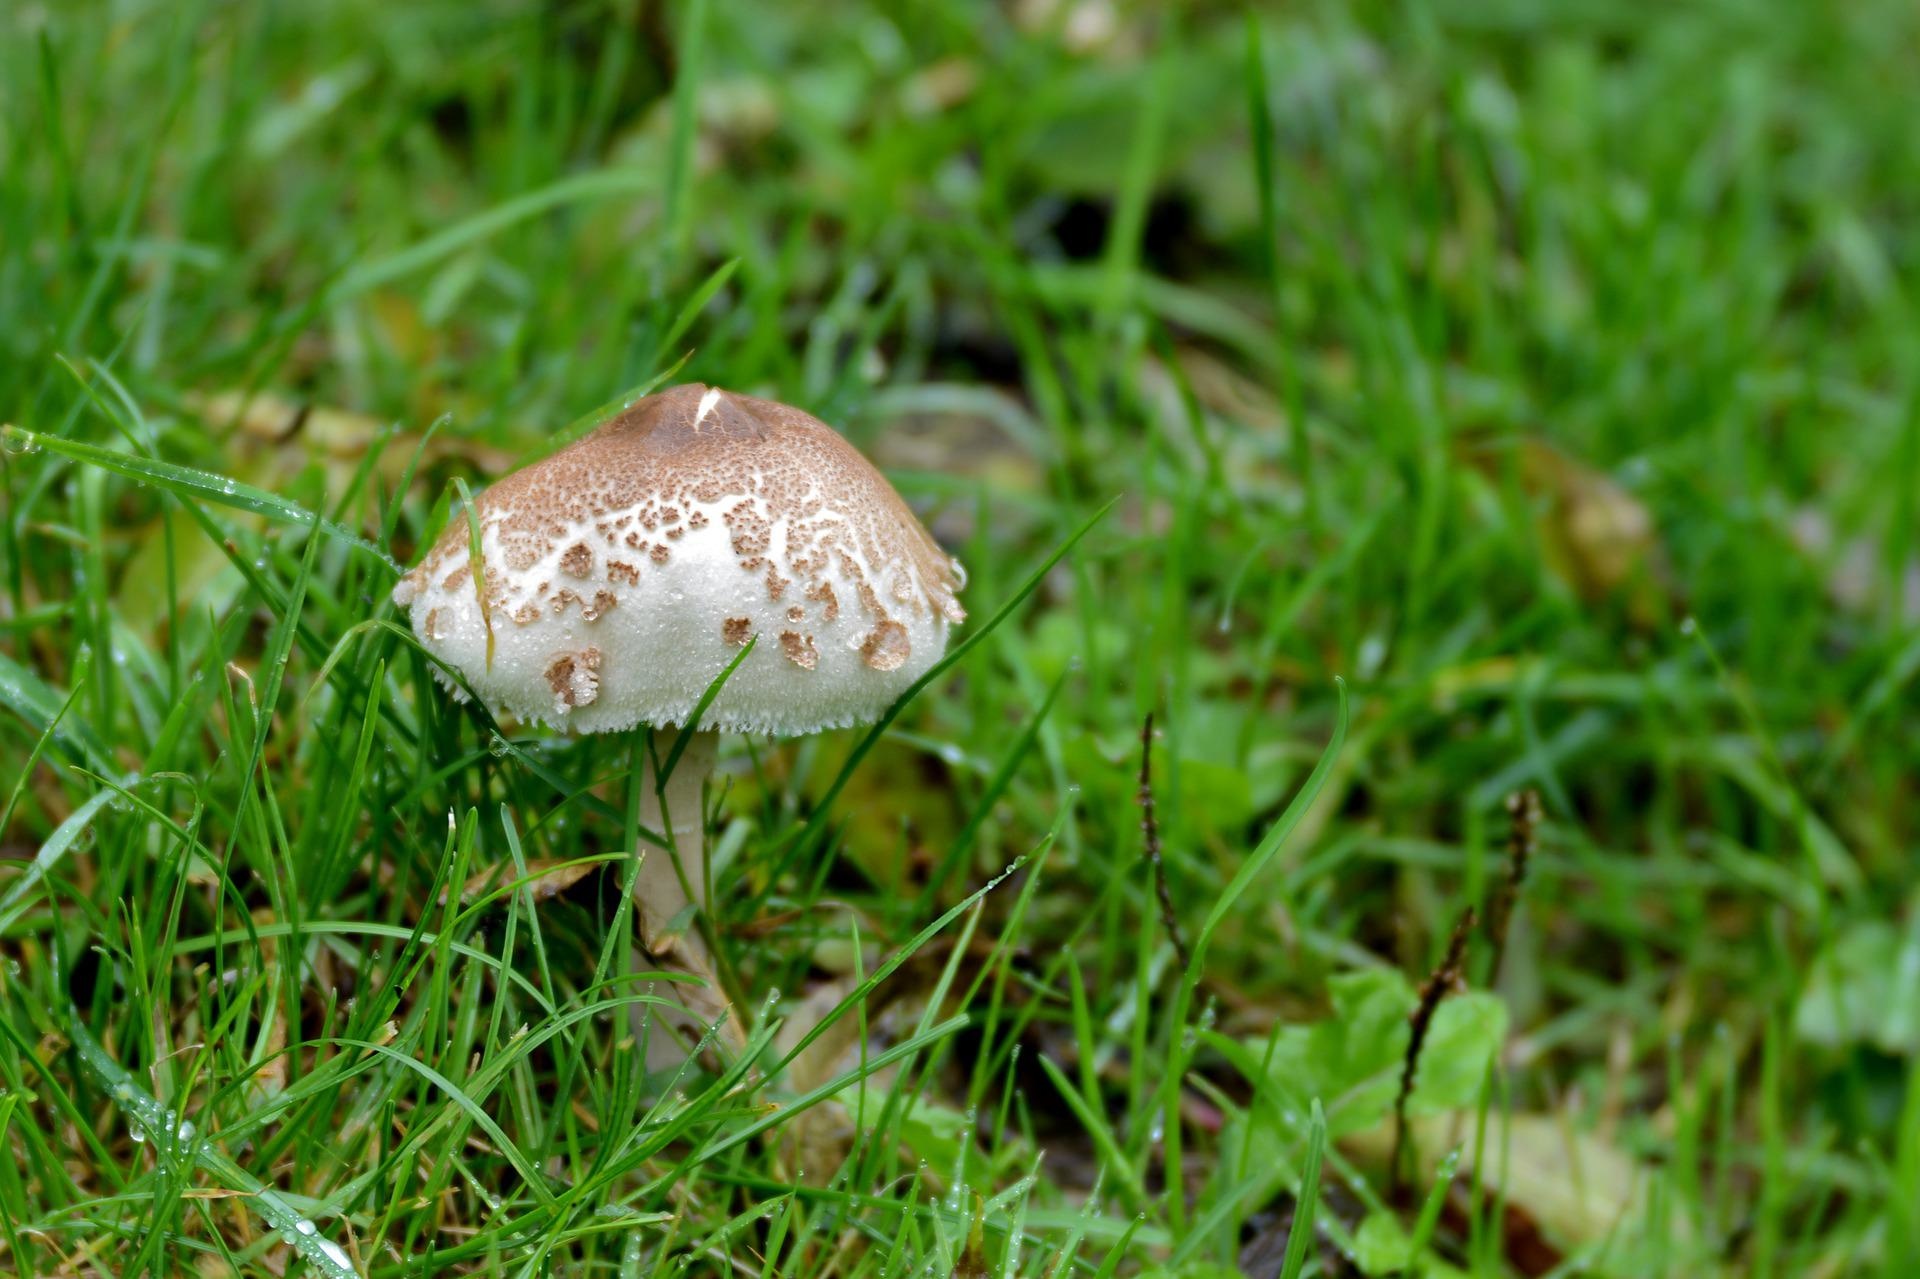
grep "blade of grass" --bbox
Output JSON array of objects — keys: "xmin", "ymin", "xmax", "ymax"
[
  {"xmin": 3, "ymin": 424, "xmax": 397, "ymax": 571},
  {"xmin": 1276, "ymin": 1100, "xmax": 1326, "ymax": 1279},
  {"xmin": 776, "ymin": 497, "xmax": 1118, "ymax": 885},
  {"xmin": 64, "ymin": 1011, "xmax": 360, "ymax": 1279}
]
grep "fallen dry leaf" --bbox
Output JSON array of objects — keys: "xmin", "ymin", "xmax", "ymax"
[
  {"xmin": 1468, "ymin": 438, "xmax": 1670, "ymax": 626},
  {"xmin": 1345, "ymin": 1109, "xmax": 1704, "ymax": 1276},
  {"xmin": 445, "ymin": 857, "xmax": 600, "ymax": 906}
]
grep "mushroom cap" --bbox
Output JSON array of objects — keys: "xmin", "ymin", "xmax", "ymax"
[{"xmin": 391, "ymin": 384, "xmax": 967, "ymax": 735}]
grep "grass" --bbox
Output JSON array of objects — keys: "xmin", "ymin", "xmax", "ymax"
[{"xmin": 4, "ymin": 0, "xmax": 1919, "ymax": 1274}]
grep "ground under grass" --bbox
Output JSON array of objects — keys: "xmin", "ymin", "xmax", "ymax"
[{"xmin": 3, "ymin": 1, "xmax": 1918, "ymax": 1275}]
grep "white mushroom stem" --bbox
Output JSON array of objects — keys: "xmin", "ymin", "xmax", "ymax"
[{"xmin": 630, "ymin": 727, "xmax": 743, "ymax": 1064}]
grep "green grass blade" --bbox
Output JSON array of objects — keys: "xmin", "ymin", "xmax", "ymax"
[
  {"xmin": 64, "ymin": 1013, "xmax": 360, "ymax": 1279},
  {"xmin": 4, "ymin": 425, "xmax": 397, "ymax": 571}
]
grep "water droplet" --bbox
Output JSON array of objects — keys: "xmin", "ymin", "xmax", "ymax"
[{"xmin": 1679, "ymin": 616, "xmax": 1698, "ymax": 635}]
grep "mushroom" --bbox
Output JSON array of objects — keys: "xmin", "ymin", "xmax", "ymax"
[{"xmin": 392, "ymin": 383, "xmax": 966, "ymax": 1059}]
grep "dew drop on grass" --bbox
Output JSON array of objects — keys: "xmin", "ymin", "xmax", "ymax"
[
  {"xmin": 1679, "ymin": 615, "xmax": 1698, "ymax": 635},
  {"xmin": 489, "ymin": 733, "xmax": 512, "ymax": 758}
]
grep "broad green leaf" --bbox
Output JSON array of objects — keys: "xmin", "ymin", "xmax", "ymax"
[
  {"xmin": 1351, "ymin": 1209, "xmax": 1413, "ymax": 1275},
  {"xmin": 1245, "ymin": 969, "xmax": 1508, "ymax": 1137}
]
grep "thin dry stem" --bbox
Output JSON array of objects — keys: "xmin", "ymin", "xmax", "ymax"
[
  {"xmin": 1139, "ymin": 712, "xmax": 1191, "ymax": 975},
  {"xmin": 1391, "ymin": 906, "xmax": 1477, "ymax": 1200},
  {"xmin": 1485, "ymin": 788, "xmax": 1541, "ymax": 986}
]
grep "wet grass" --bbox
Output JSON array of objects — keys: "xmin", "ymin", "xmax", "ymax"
[{"xmin": 3, "ymin": 1, "xmax": 1919, "ymax": 1275}]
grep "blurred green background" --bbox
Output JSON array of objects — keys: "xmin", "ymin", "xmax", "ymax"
[{"xmin": 3, "ymin": 1, "xmax": 1919, "ymax": 1275}]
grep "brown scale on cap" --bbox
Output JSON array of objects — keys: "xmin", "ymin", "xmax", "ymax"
[
  {"xmin": 807, "ymin": 580, "xmax": 840, "ymax": 621},
  {"xmin": 723, "ymin": 616, "xmax": 753, "ymax": 646},
  {"xmin": 860, "ymin": 619, "xmax": 911, "ymax": 671},
  {"xmin": 779, "ymin": 631, "xmax": 818, "ymax": 670},
  {"xmin": 725, "ymin": 502, "xmax": 771, "ymax": 556},
  {"xmin": 502, "ymin": 530, "xmax": 545, "ymax": 571},
  {"xmin": 403, "ymin": 384, "xmax": 966, "ymax": 643},
  {"xmin": 544, "ymin": 647, "xmax": 602, "ymax": 708},
  {"xmin": 559, "ymin": 542, "xmax": 593, "ymax": 578}
]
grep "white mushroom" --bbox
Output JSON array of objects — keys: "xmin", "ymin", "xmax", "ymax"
[{"xmin": 393, "ymin": 383, "xmax": 967, "ymax": 1060}]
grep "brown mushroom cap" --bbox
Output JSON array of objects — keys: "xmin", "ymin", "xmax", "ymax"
[{"xmin": 392, "ymin": 384, "xmax": 967, "ymax": 734}]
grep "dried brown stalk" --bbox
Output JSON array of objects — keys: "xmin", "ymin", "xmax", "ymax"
[
  {"xmin": 1485, "ymin": 788, "xmax": 1541, "ymax": 985},
  {"xmin": 1139, "ymin": 712, "xmax": 1191, "ymax": 975},
  {"xmin": 1391, "ymin": 906, "xmax": 1477, "ymax": 1200}
]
